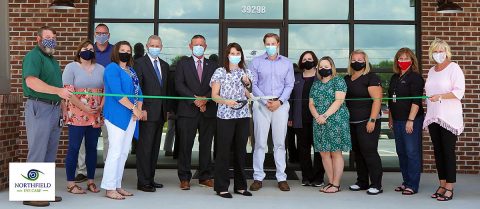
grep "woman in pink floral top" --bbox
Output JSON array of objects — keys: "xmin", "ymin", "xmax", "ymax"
[
  {"xmin": 63, "ymin": 40, "xmax": 105, "ymax": 194},
  {"xmin": 424, "ymin": 39, "xmax": 465, "ymax": 202}
]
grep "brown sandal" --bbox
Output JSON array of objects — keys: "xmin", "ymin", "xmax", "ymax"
[
  {"xmin": 87, "ymin": 183, "xmax": 100, "ymax": 193},
  {"xmin": 67, "ymin": 184, "xmax": 86, "ymax": 194},
  {"xmin": 324, "ymin": 185, "xmax": 341, "ymax": 193},
  {"xmin": 116, "ymin": 188, "xmax": 134, "ymax": 196},
  {"xmin": 105, "ymin": 190, "xmax": 125, "ymax": 200}
]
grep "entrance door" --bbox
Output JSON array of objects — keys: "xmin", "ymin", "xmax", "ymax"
[{"xmin": 222, "ymin": 23, "xmax": 291, "ymax": 172}]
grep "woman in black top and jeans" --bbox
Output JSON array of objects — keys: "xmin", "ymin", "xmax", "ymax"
[
  {"xmin": 289, "ymin": 51, "xmax": 325, "ymax": 187},
  {"xmin": 388, "ymin": 48, "xmax": 424, "ymax": 195},
  {"xmin": 344, "ymin": 50, "xmax": 383, "ymax": 195}
]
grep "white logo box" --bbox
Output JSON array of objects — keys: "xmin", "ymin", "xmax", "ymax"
[{"xmin": 9, "ymin": 163, "xmax": 56, "ymax": 201}]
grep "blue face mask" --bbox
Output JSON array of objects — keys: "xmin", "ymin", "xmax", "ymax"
[
  {"xmin": 229, "ymin": 55, "xmax": 241, "ymax": 65},
  {"xmin": 265, "ymin": 45, "xmax": 277, "ymax": 56},
  {"xmin": 192, "ymin": 45, "xmax": 205, "ymax": 57},
  {"xmin": 148, "ymin": 47, "xmax": 161, "ymax": 58},
  {"xmin": 95, "ymin": 34, "xmax": 109, "ymax": 45},
  {"xmin": 42, "ymin": 38, "xmax": 57, "ymax": 49}
]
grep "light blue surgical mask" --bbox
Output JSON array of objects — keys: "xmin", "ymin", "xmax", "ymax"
[
  {"xmin": 228, "ymin": 55, "xmax": 241, "ymax": 65},
  {"xmin": 148, "ymin": 47, "xmax": 161, "ymax": 58},
  {"xmin": 192, "ymin": 45, "xmax": 205, "ymax": 57},
  {"xmin": 95, "ymin": 34, "xmax": 109, "ymax": 45},
  {"xmin": 265, "ymin": 45, "xmax": 277, "ymax": 56}
]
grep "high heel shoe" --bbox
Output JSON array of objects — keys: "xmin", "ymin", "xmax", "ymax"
[
  {"xmin": 437, "ymin": 188, "xmax": 454, "ymax": 201},
  {"xmin": 431, "ymin": 186, "xmax": 446, "ymax": 198}
]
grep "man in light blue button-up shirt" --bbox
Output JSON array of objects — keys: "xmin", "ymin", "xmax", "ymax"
[{"xmin": 250, "ymin": 33, "xmax": 294, "ymax": 192}]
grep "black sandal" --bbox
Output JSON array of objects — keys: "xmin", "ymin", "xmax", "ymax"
[
  {"xmin": 324, "ymin": 184, "xmax": 341, "ymax": 193},
  {"xmin": 431, "ymin": 186, "xmax": 446, "ymax": 198},
  {"xmin": 402, "ymin": 188, "xmax": 416, "ymax": 195},
  {"xmin": 437, "ymin": 188, "xmax": 454, "ymax": 201},
  {"xmin": 320, "ymin": 183, "xmax": 333, "ymax": 192},
  {"xmin": 394, "ymin": 185, "xmax": 405, "ymax": 192}
]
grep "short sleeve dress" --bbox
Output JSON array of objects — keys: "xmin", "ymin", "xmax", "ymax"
[{"xmin": 310, "ymin": 76, "xmax": 352, "ymax": 152}]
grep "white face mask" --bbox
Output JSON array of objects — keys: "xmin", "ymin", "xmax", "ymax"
[{"xmin": 432, "ymin": 52, "xmax": 446, "ymax": 64}]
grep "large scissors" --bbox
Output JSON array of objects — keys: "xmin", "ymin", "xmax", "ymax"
[{"xmin": 230, "ymin": 93, "xmax": 278, "ymax": 110}]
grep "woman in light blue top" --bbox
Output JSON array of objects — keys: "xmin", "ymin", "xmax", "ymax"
[
  {"xmin": 101, "ymin": 41, "xmax": 143, "ymax": 200},
  {"xmin": 211, "ymin": 43, "xmax": 253, "ymax": 198}
]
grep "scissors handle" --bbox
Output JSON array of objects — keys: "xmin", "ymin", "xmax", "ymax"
[{"xmin": 230, "ymin": 100, "xmax": 248, "ymax": 110}]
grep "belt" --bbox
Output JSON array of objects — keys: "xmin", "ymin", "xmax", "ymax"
[{"xmin": 28, "ymin": 96, "xmax": 61, "ymax": 106}]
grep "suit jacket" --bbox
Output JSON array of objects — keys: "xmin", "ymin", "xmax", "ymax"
[
  {"xmin": 134, "ymin": 55, "xmax": 169, "ymax": 122},
  {"xmin": 175, "ymin": 56, "xmax": 218, "ymax": 118}
]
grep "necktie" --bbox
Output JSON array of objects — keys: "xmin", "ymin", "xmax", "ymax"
[
  {"xmin": 197, "ymin": 59, "xmax": 203, "ymax": 83},
  {"xmin": 153, "ymin": 59, "xmax": 162, "ymax": 87}
]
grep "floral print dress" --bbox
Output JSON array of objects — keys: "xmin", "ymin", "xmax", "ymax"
[{"xmin": 310, "ymin": 76, "xmax": 351, "ymax": 152}]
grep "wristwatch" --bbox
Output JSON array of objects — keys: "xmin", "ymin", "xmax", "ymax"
[{"xmin": 368, "ymin": 118, "xmax": 376, "ymax": 123}]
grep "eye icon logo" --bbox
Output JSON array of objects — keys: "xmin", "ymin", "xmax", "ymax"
[{"xmin": 21, "ymin": 169, "xmax": 44, "ymax": 181}]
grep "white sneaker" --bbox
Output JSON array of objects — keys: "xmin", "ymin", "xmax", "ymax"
[
  {"xmin": 349, "ymin": 184, "xmax": 361, "ymax": 191},
  {"xmin": 367, "ymin": 188, "xmax": 383, "ymax": 195}
]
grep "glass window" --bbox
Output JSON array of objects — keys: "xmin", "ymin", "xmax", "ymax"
[
  {"xmin": 288, "ymin": 24, "xmax": 350, "ymax": 68},
  {"xmin": 289, "ymin": 0, "xmax": 349, "ymax": 20},
  {"xmin": 227, "ymin": 28, "xmax": 280, "ymax": 64},
  {"xmin": 158, "ymin": 24, "xmax": 219, "ymax": 64},
  {"xmin": 354, "ymin": 24, "xmax": 415, "ymax": 66},
  {"xmin": 354, "ymin": 0, "xmax": 415, "ymax": 20},
  {"xmin": 95, "ymin": 23, "xmax": 154, "ymax": 50},
  {"xmin": 158, "ymin": 0, "xmax": 219, "ymax": 19},
  {"xmin": 95, "ymin": 0, "xmax": 154, "ymax": 19},
  {"xmin": 225, "ymin": 0, "xmax": 283, "ymax": 20}
]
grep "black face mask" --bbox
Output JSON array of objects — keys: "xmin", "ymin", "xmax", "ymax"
[
  {"xmin": 118, "ymin": 52, "xmax": 131, "ymax": 63},
  {"xmin": 79, "ymin": 50, "xmax": 95, "ymax": 60},
  {"xmin": 301, "ymin": 61, "xmax": 317, "ymax": 70},
  {"xmin": 350, "ymin": 61, "xmax": 366, "ymax": 71},
  {"xmin": 318, "ymin": 68, "xmax": 333, "ymax": 77}
]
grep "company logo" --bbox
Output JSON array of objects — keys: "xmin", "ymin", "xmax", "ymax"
[
  {"xmin": 21, "ymin": 169, "xmax": 44, "ymax": 181},
  {"xmin": 9, "ymin": 163, "xmax": 56, "ymax": 201}
]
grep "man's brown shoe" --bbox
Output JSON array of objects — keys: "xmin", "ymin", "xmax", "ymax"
[
  {"xmin": 249, "ymin": 180, "xmax": 262, "ymax": 191},
  {"xmin": 199, "ymin": 179, "xmax": 214, "ymax": 188},
  {"xmin": 278, "ymin": 181, "xmax": 290, "ymax": 191},
  {"xmin": 180, "ymin": 180, "xmax": 190, "ymax": 190},
  {"xmin": 23, "ymin": 201, "xmax": 50, "ymax": 207},
  {"xmin": 52, "ymin": 196, "xmax": 62, "ymax": 202}
]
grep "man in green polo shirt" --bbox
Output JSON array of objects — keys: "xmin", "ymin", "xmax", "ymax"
[{"xmin": 21, "ymin": 26, "xmax": 72, "ymax": 207}]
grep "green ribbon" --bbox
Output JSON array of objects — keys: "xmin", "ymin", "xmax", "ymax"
[{"xmin": 73, "ymin": 92, "xmax": 430, "ymax": 101}]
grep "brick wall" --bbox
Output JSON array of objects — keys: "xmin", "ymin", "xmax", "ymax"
[
  {"xmin": 0, "ymin": 95, "xmax": 23, "ymax": 189},
  {"xmin": 0, "ymin": 0, "xmax": 90, "ymax": 189},
  {"xmin": 421, "ymin": 0, "xmax": 480, "ymax": 174}
]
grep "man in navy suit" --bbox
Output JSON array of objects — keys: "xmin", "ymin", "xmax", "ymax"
[
  {"xmin": 175, "ymin": 35, "xmax": 218, "ymax": 190},
  {"xmin": 133, "ymin": 35, "xmax": 169, "ymax": 192}
]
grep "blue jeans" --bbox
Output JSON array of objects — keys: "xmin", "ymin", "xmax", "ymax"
[
  {"xmin": 65, "ymin": 125, "xmax": 100, "ymax": 181},
  {"xmin": 393, "ymin": 117, "xmax": 423, "ymax": 193}
]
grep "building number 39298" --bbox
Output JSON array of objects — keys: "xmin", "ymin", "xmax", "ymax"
[{"xmin": 241, "ymin": 5, "xmax": 267, "ymax": 14}]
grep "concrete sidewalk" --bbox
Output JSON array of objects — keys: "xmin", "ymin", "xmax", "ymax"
[{"xmin": 1, "ymin": 169, "xmax": 479, "ymax": 209}]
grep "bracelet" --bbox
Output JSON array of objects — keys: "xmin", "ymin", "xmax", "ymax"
[
  {"xmin": 407, "ymin": 119, "xmax": 414, "ymax": 122},
  {"xmin": 130, "ymin": 104, "xmax": 136, "ymax": 110},
  {"xmin": 321, "ymin": 114, "xmax": 329, "ymax": 119}
]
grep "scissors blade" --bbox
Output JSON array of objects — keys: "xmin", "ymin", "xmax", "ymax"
[{"xmin": 248, "ymin": 94, "xmax": 277, "ymax": 102}]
